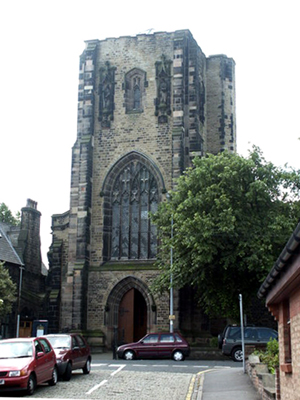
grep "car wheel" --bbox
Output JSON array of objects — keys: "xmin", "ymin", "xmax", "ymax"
[
  {"xmin": 27, "ymin": 374, "xmax": 36, "ymax": 396},
  {"xmin": 172, "ymin": 350, "xmax": 184, "ymax": 361},
  {"xmin": 124, "ymin": 350, "xmax": 135, "ymax": 360},
  {"xmin": 83, "ymin": 358, "xmax": 91, "ymax": 374},
  {"xmin": 48, "ymin": 366, "xmax": 58, "ymax": 386},
  {"xmin": 63, "ymin": 362, "xmax": 72, "ymax": 381},
  {"xmin": 232, "ymin": 347, "xmax": 243, "ymax": 362}
]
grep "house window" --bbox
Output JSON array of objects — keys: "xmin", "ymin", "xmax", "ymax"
[
  {"xmin": 280, "ymin": 299, "xmax": 293, "ymax": 374},
  {"xmin": 283, "ymin": 299, "xmax": 292, "ymax": 364},
  {"xmin": 110, "ymin": 161, "xmax": 158, "ymax": 260}
]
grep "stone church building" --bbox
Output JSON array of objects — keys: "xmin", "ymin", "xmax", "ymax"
[{"xmin": 47, "ymin": 30, "xmax": 236, "ymax": 350}]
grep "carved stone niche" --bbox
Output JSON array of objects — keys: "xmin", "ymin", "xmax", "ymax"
[
  {"xmin": 155, "ymin": 54, "xmax": 172, "ymax": 124},
  {"xmin": 123, "ymin": 68, "xmax": 148, "ymax": 114},
  {"xmin": 99, "ymin": 61, "xmax": 116, "ymax": 128}
]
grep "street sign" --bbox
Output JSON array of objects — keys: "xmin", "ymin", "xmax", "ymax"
[{"xmin": 169, "ymin": 315, "xmax": 175, "ymax": 320}]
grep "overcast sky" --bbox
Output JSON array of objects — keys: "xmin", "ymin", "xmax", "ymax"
[{"xmin": 1, "ymin": 0, "xmax": 299, "ymax": 264}]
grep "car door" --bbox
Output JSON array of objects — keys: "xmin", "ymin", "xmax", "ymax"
[
  {"xmin": 244, "ymin": 328, "xmax": 258, "ymax": 345},
  {"xmin": 158, "ymin": 334, "xmax": 175, "ymax": 358},
  {"xmin": 75, "ymin": 335, "xmax": 87, "ymax": 368},
  {"xmin": 34, "ymin": 339, "xmax": 48, "ymax": 383},
  {"xmin": 39, "ymin": 338, "xmax": 56, "ymax": 381},
  {"xmin": 137, "ymin": 334, "xmax": 159, "ymax": 358},
  {"xmin": 71, "ymin": 336, "xmax": 81, "ymax": 369}
]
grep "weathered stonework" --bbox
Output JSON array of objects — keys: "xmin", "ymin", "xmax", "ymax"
[{"xmin": 48, "ymin": 30, "xmax": 236, "ymax": 348}]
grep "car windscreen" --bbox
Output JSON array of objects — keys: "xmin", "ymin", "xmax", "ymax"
[
  {"xmin": 258, "ymin": 329, "xmax": 278, "ymax": 340},
  {"xmin": 0, "ymin": 341, "xmax": 33, "ymax": 358},
  {"xmin": 46, "ymin": 335, "xmax": 71, "ymax": 349}
]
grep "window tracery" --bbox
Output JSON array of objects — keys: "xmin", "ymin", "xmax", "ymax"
[{"xmin": 110, "ymin": 161, "xmax": 158, "ymax": 260}]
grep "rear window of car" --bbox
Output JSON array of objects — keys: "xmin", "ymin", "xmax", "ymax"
[
  {"xmin": 160, "ymin": 334, "xmax": 175, "ymax": 343},
  {"xmin": 175, "ymin": 334, "xmax": 183, "ymax": 342},
  {"xmin": 75, "ymin": 335, "xmax": 86, "ymax": 348},
  {"xmin": 227, "ymin": 327, "xmax": 241, "ymax": 339}
]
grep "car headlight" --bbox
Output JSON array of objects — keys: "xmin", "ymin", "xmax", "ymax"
[
  {"xmin": 9, "ymin": 368, "xmax": 27, "ymax": 377},
  {"xmin": 8, "ymin": 366, "xmax": 28, "ymax": 378},
  {"xmin": 9, "ymin": 371, "xmax": 21, "ymax": 377}
]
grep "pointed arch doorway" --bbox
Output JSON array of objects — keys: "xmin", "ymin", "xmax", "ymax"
[
  {"xmin": 105, "ymin": 276, "xmax": 156, "ymax": 347},
  {"xmin": 118, "ymin": 288, "xmax": 147, "ymax": 343}
]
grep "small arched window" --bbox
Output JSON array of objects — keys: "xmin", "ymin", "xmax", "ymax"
[{"xmin": 125, "ymin": 69, "xmax": 147, "ymax": 113}]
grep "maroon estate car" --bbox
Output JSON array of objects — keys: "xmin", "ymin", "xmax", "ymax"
[
  {"xmin": 44, "ymin": 334, "xmax": 91, "ymax": 381},
  {"xmin": 0, "ymin": 337, "xmax": 58, "ymax": 395},
  {"xmin": 117, "ymin": 332, "xmax": 190, "ymax": 361}
]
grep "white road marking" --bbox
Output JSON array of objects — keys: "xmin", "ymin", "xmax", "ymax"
[
  {"xmin": 86, "ymin": 379, "xmax": 108, "ymax": 394},
  {"xmin": 153, "ymin": 364, "xmax": 169, "ymax": 367},
  {"xmin": 109, "ymin": 364, "xmax": 126, "ymax": 376},
  {"xmin": 86, "ymin": 364, "xmax": 126, "ymax": 395}
]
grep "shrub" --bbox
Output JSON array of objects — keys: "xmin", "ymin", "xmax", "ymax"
[{"xmin": 253, "ymin": 338, "xmax": 279, "ymax": 374}]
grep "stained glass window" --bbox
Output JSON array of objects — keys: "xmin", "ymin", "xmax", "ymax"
[{"xmin": 111, "ymin": 161, "xmax": 158, "ymax": 260}]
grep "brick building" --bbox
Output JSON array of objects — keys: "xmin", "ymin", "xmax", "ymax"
[
  {"xmin": 47, "ymin": 30, "xmax": 236, "ymax": 349},
  {"xmin": 0, "ymin": 199, "xmax": 47, "ymax": 338},
  {"xmin": 258, "ymin": 221, "xmax": 300, "ymax": 399}
]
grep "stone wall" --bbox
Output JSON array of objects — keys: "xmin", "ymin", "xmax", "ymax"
[{"xmin": 47, "ymin": 30, "xmax": 236, "ymax": 344}]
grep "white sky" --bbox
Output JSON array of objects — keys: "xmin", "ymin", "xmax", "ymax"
[{"xmin": 1, "ymin": 0, "xmax": 300, "ymax": 264}]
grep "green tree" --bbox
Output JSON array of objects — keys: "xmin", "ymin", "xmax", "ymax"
[
  {"xmin": 152, "ymin": 147, "xmax": 300, "ymax": 318},
  {"xmin": 0, "ymin": 203, "xmax": 20, "ymax": 225},
  {"xmin": 0, "ymin": 262, "xmax": 17, "ymax": 318}
]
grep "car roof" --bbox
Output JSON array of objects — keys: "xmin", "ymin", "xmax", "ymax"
[
  {"xmin": 0, "ymin": 337, "xmax": 36, "ymax": 343},
  {"xmin": 45, "ymin": 333, "xmax": 80, "ymax": 337}
]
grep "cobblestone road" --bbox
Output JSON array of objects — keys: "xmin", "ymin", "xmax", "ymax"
[{"xmin": 17, "ymin": 369, "xmax": 194, "ymax": 399}]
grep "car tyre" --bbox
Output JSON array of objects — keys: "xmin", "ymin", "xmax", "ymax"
[
  {"xmin": 232, "ymin": 347, "xmax": 243, "ymax": 362},
  {"xmin": 124, "ymin": 350, "xmax": 135, "ymax": 360},
  {"xmin": 48, "ymin": 366, "xmax": 58, "ymax": 386},
  {"xmin": 27, "ymin": 374, "xmax": 36, "ymax": 396},
  {"xmin": 83, "ymin": 358, "xmax": 91, "ymax": 374},
  {"xmin": 63, "ymin": 362, "xmax": 72, "ymax": 381},
  {"xmin": 172, "ymin": 350, "xmax": 184, "ymax": 361}
]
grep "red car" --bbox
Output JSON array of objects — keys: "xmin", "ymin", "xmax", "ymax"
[
  {"xmin": 0, "ymin": 337, "xmax": 58, "ymax": 395},
  {"xmin": 117, "ymin": 332, "xmax": 190, "ymax": 361},
  {"xmin": 44, "ymin": 334, "xmax": 91, "ymax": 381}
]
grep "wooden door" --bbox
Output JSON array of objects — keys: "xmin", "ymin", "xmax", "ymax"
[
  {"xmin": 19, "ymin": 321, "xmax": 32, "ymax": 337},
  {"xmin": 118, "ymin": 289, "xmax": 147, "ymax": 344}
]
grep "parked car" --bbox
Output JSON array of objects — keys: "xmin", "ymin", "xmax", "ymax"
[
  {"xmin": 0, "ymin": 337, "xmax": 58, "ymax": 395},
  {"xmin": 44, "ymin": 334, "xmax": 91, "ymax": 380},
  {"xmin": 219, "ymin": 325, "xmax": 278, "ymax": 361},
  {"xmin": 117, "ymin": 332, "xmax": 190, "ymax": 361}
]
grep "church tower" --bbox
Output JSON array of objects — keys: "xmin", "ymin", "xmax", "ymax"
[{"xmin": 47, "ymin": 30, "xmax": 236, "ymax": 349}]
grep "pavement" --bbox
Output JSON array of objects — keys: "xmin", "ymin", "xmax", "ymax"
[
  {"xmin": 93, "ymin": 352, "xmax": 261, "ymax": 400},
  {"xmin": 193, "ymin": 367, "xmax": 261, "ymax": 400}
]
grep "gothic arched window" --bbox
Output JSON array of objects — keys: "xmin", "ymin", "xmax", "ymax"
[
  {"xmin": 124, "ymin": 68, "xmax": 147, "ymax": 113},
  {"xmin": 110, "ymin": 161, "xmax": 158, "ymax": 260}
]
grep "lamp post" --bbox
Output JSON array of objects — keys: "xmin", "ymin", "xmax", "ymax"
[
  {"xmin": 169, "ymin": 213, "xmax": 174, "ymax": 333},
  {"xmin": 166, "ymin": 192, "xmax": 174, "ymax": 333},
  {"xmin": 239, "ymin": 294, "xmax": 245, "ymax": 373},
  {"xmin": 16, "ymin": 266, "xmax": 24, "ymax": 338}
]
